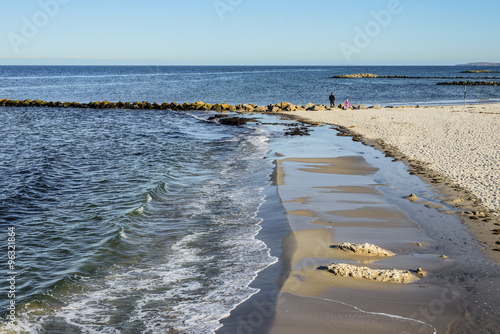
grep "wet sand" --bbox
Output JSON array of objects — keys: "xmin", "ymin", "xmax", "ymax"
[
  {"xmin": 271, "ymin": 126, "xmax": 499, "ymax": 333},
  {"xmin": 284, "ymin": 104, "xmax": 500, "ymax": 262},
  {"xmin": 270, "ymin": 154, "xmax": 463, "ymax": 333}
]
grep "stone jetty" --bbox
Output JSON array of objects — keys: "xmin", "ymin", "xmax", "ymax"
[{"xmin": 0, "ymin": 98, "xmax": 354, "ymax": 112}]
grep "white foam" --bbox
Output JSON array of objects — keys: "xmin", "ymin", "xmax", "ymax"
[
  {"xmin": 119, "ymin": 228, "xmax": 127, "ymax": 239},
  {"xmin": 133, "ymin": 205, "xmax": 144, "ymax": 214},
  {"xmin": 13, "ymin": 233, "xmax": 208, "ymax": 333}
]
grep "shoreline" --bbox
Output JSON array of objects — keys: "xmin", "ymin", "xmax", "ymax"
[
  {"xmin": 279, "ymin": 103, "xmax": 500, "ymax": 263},
  {"xmin": 2, "ymin": 100, "xmax": 498, "ymax": 259}
]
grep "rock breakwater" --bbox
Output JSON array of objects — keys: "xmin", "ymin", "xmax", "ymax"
[
  {"xmin": 437, "ymin": 81, "xmax": 500, "ymax": 86},
  {"xmin": 331, "ymin": 73, "xmax": 500, "ymax": 81},
  {"xmin": 0, "ymin": 98, "xmax": 341, "ymax": 113}
]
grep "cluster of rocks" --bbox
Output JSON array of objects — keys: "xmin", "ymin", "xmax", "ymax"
[
  {"xmin": 207, "ymin": 114, "xmax": 254, "ymax": 126},
  {"xmin": 460, "ymin": 70, "xmax": 498, "ymax": 73},
  {"xmin": 268, "ymin": 102, "xmax": 331, "ymax": 112},
  {"xmin": 463, "ymin": 210, "xmax": 491, "ymax": 220},
  {"xmin": 437, "ymin": 81, "xmax": 500, "ymax": 86},
  {"xmin": 331, "ymin": 242, "xmax": 395, "ymax": 256},
  {"xmin": 268, "ymin": 102, "xmax": 377, "ymax": 111},
  {"xmin": 283, "ymin": 124, "xmax": 311, "ymax": 136},
  {"xmin": 332, "ymin": 74, "xmax": 500, "ymax": 80},
  {"xmin": 332, "ymin": 73, "xmax": 380, "ymax": 78},
  {"xmin": 323, "ymin": 263, "xmax": 420, "ymax": 284}
]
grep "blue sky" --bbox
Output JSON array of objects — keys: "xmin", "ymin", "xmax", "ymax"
[{"xmin": 1, "ymin": 0, "xmax": 499, "ymax": 65}]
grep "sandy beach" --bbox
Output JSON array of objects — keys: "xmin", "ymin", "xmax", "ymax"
[
  {"xmin": 220, "ymin": 117, "xmax": 500, "ymax": 334},
  {"xmin": 265, "ymin": 123, "xmax": 500, "ymax": 334},
  {"xmin": 283, "ymin": 103, "xmax": 500, "ymax": 262}
]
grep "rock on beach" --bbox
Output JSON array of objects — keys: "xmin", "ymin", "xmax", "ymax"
[
  {"xmin": 331, "ymin": 242, "xmax": 395, "ymax": 256},
  {"xmin": 324, "ymin": 263, "xmax": 419, "ymax": 284}
]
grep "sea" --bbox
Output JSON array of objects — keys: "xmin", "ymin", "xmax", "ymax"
[{"xmin": 0, "ymin": 66, "xmax": 499, "ymax": 333}]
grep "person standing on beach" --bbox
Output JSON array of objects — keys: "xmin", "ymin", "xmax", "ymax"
[
  {"xmin": 345, "ymin": 99, "xmax": 350, "ymax": 110},
  {"xmin": 329, "ymin": 93, "xmax": 336, "ymax": 109}
]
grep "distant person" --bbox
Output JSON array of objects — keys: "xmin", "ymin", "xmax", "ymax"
[
  {"xmin": 345, "ymin": 99, "xmax": 350, "ymax": 110},
  {"xmin": 329, "ymin": 93, "xmax": 336, "ymax": 109}
]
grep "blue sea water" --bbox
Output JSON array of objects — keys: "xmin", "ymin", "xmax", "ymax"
[
  {"xmin": 0, "ymin": 105, "xmax": 279, "ymax": 333},
  {"xmin": 0, "ymin": 66, "xmax": 499, "ymax": 333},
  {"xmin": 1, "ymin": 65, "xmax": 499, "ymax": 106}
]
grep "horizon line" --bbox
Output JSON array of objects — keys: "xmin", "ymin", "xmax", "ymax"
[{"xmin": 0, "ymin": 63, "xmax": 486, "ymax": 67}]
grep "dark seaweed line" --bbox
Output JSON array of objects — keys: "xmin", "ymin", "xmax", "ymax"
[
  {"xmin": 437, "ymin": 81, "xmax": 500, "ymax": 86},
  {"xmin": 331, "ymin": 75, "xmax": 500, "ymax": 79}
]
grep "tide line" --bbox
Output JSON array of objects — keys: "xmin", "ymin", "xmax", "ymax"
[{"xmin": 286, "ymin": 292, "xmax": 437, "ymax": 334}]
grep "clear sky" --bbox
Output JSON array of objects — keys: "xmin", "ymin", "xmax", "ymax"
[{"xmin": 1, "ymin": 0, "xmax": 499, "ymax": 65}]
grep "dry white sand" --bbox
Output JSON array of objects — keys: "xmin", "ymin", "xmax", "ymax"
[{"xmin": 286, "ymin": 104, "xmax": 500, "ymax": 212}]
